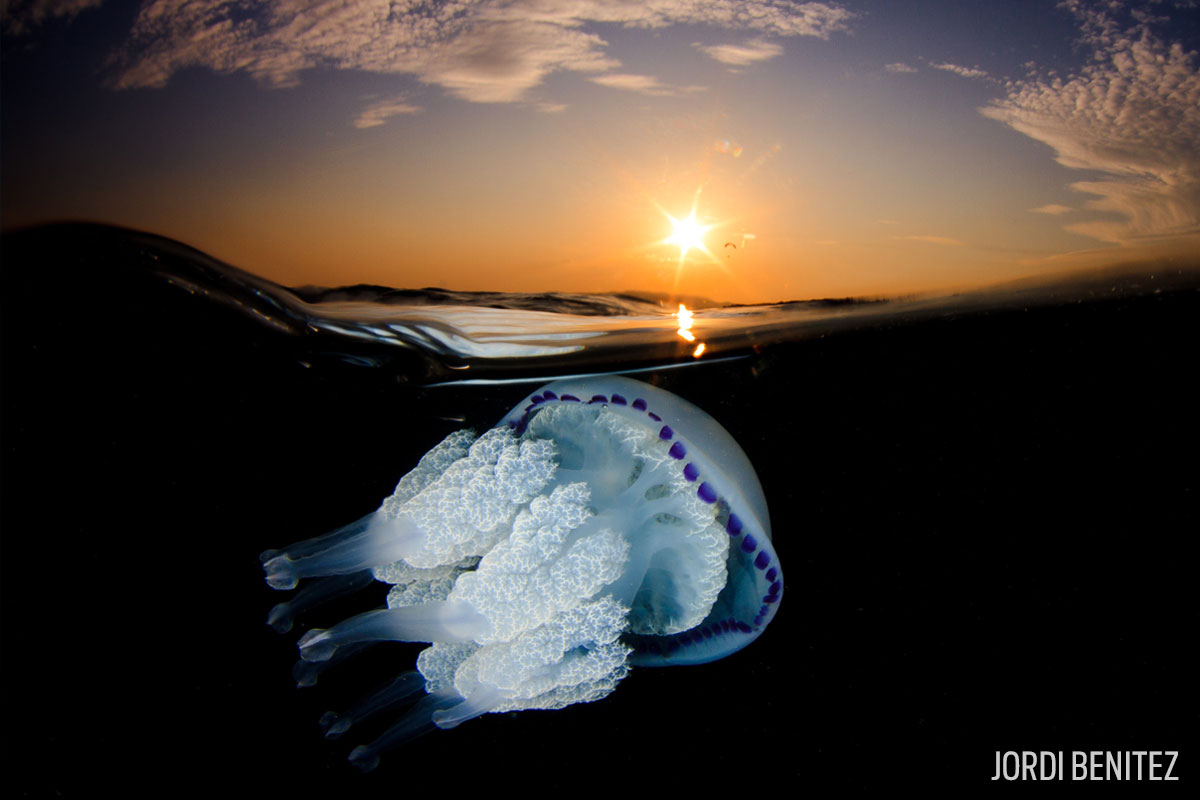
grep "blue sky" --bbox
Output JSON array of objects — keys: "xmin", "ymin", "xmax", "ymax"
[{"xmin": 3, "ymin": 1, "xmax": 1197, "ymax": 301}]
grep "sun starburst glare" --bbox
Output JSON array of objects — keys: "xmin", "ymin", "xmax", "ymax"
[
  {"xmin": 643, "ymin": 189, "xmax": 747, "ymax": 297},
  {"xmin": 664, "ymin": 210, "xmax": 713, "ymax": 260}
]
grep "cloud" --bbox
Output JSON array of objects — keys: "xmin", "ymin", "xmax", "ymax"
[
  {"xmin": 354, "ymin": 96, "xmax": 422, "ymax": 129},
  {"xmin": 108, "ymin": 1, "xmax": 852, "ymax": 106},
  {"xmin": 885, "ymin": 62, "xmax": 917, "ymax": 73},
  {"xmin": 696, "ymin": 38, "xmax": 783, "ymax": 67},
  {"xmin": 1029, "ymin": 204, "xmax": 1073, "ymax": 215},
  {"xmin": 589, "ymin": 73, "xmax": 704, "ymax": 96},
  {"xmin": 894, "ymin": 235, "xmax": 964, "ymax": 246},
  {"xmin": 2, "ymin": 0, "xmax": 102, "ymax": 35},
  {"xmin": 412, "ymin": 19, "xmax": 618, "ymax": 103},
  {"xmin": 929, "ymin": 62, "xmax": 989, "ymax": 79},
  {"xmin": 981, "ymin": 1, "xmax": 1200, "ymax": 243}
]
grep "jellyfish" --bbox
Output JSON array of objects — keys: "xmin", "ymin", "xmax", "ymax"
[{"xmin": 262, "ymin": 376, "xmax": 781, "ymax": 769}]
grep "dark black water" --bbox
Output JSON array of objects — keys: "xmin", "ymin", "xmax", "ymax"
[{"xmin": 3, "ymin": 223, "xmax": 1196, "ymax": 794}]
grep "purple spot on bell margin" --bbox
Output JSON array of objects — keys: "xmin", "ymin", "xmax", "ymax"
[
  {"xmin": 648, "ymin": 412, "xmax": 661, "ymax": 421},
  {"xmin": 726, "ymin": 514, "xmax": 743, "ymax": 535},
  {"xmin": 542, "ymin": 391, "xmax": 558, "ymax": 400},
  {"xmin": 702, "ymin": 627, "xmax": 713, "ymax": 639},
  {"xmin": 769, "ymin": 581, "xmax": 782, "ymax": 595},
  {"xmin": 697, "ymin": 482, "xmax": 717, "ymax": 503},
  {"xmin": 632, "ymin": 398, "xmax": 647, "ymax": 411},
  {"xmin": 735, "ymin": 621, "xmax": 752, "ymax": 633},
  {"xmin": 561, "ymin": 394, "xmax": 580, "ymax": 402},
  {"xmin": 683, "ymin": 463, "xmax": 699, "ymax": 482},
  {"xmin": 668, "ymin": 441, "xmax": 686, "ymax": 459},
  {"xmin": 508, "ymin": 420, "xmax": 518, "ymax": 428},
  {"xmin": 754, "ymin": 551, "xmax": 771, "ymax": 569},
  {"xmin": 531, "ymin": 395, "xmax": 544, "ymax": 404},
  {"xmin": 740, "ymin": 534, "xmax": 758, "ymax": 553},
  {"xmin": 658, "ymin": 425, "xmax": 674, "ymax": 440},
  {"xmin": 764, "ymin": 594, "xmax": 780, "ymax": 604},
  {"xmin": 765, "ymin": 567, "xmax": 778, "ymax": 583},
  {"xmin": 610, "ymin": 394, "xmax": 627, "ymax": 405},
  {"xmin": 589, "ymin": 394, "xmax": 607, "ymax": 404}
]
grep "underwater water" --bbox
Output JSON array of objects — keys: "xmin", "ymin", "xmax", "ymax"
[{"xmin": 2, "ymin": 223, "xmax": 1197, "ymax": 793}]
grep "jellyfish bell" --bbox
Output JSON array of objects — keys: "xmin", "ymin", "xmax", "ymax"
[{"xmin": 262, "ymin": 376, "xmax": 781, "ymax": 769}]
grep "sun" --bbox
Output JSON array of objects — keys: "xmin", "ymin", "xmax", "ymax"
[{"xmin": 664, "ymin": 210, "xmax": 713, "ymax": 259}]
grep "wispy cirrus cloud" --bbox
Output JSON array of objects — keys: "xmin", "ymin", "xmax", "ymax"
[
  {"xmin": 1029, "ymin": 204, "xmax": 1073, "ymax": 215},
  {"xmin": 894, "ymin": 235, "xmax": 964, "ymax": 246},
  {"xmin": 696, "ymin": 38, "xmax": 783, "ymax": 67},
  {"xmin": 354, "ymin": 96, "xmax": 422, "ymax": 129},
  {"xmin": 885, "ymin": 62, "xmax": 917, "ymax": 74},
  {"xmin": 105, "ymin": 0, "xmax": 852, "ymax": 108},
  {"xmin": 930, "ymin": 61, "xmax": 989, "ymax": 79},
  {"xmin": 982, "ymin": 1, "xmax": 1200, "ymax": 244},
  {"xmin": 589, "ymin": 73, "xmax": 705, "ymax": 97}
]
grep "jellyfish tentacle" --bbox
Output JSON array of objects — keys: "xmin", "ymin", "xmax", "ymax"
[
  {"xmin": 346, "ymin": 687, "xmax": 464, "ymax": 772},
  {"xmin": 297, "ymin": 600, "xmax": 489, "ymax": 662},
  {"xmin": 263, "ymin": 513, "xmax": 424, "ymax": 589},
  {"xmin": 258, "ymin": 516, "xmax": 367, "ymax": 566},
  {"xmin": 319, "ymin": 670, "xmax": 426, "ymax": 740},
  {"xmin": 261, "ymin": 512, "xmax": 372, "ymax": 587},
  {"xmin": 266, "ymin": 570, "xmax": 375, "ymax": 632},
  {"xmin": 430, "ymin": 684, "xmax": 510, "ymax": 729},
  {"xmin": 291, "ymin": 642, "xmax": 374, "ymax": 687}
]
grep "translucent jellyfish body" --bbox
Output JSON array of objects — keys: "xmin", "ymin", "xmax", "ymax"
[{"xmin": 262, "ymin": 377, "xmax": 781, "ymax": 769}]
